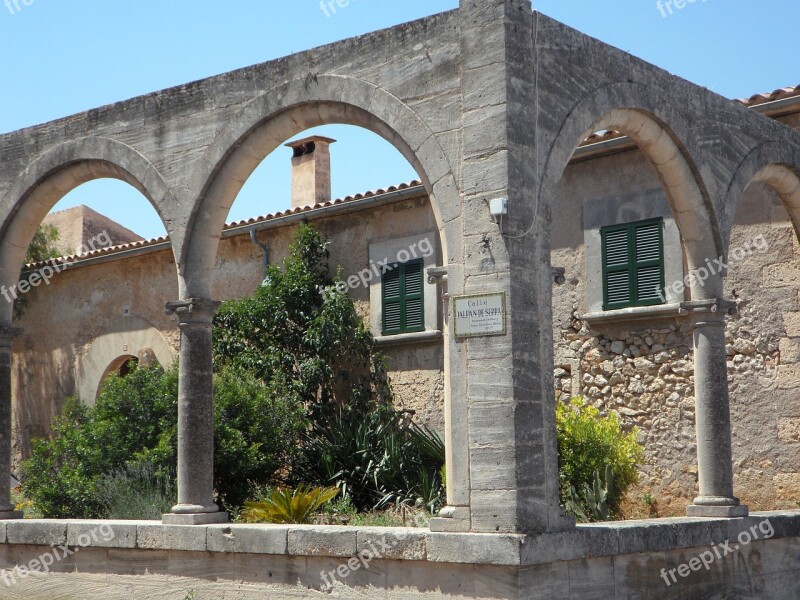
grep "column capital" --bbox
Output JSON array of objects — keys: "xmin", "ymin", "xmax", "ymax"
[
  {"xmin": 683, "ymin": 298, "xmax": 738, "ymax": 326},
  {"xmin": 165, "ymin": 298, "xmax": 221, "ymax": 324}
]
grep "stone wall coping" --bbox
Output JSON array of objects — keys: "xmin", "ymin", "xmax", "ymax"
[
  {"xmin": 582, "ymin": 302, "xmax": 687, "ymax": 324},
  {"xmin": 0, "ymin": 511, "xmax": 796, "ymax": 566}
]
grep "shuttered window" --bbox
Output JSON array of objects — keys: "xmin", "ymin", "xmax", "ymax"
[
  {"xmin": 601, "ymin": 218, "xmax": 665, "ymax": 310},
  {"xmin": 382, "ymin": 259, "xmax": 425, "ymax": 335}
]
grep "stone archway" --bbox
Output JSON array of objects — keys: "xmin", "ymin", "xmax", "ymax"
[
  {"xmin": 539, "ymin": 86, "xmax": 745, "ymax": 517},
  {"xmin": 167, "ymin": 76, "xmax": 466, "ymax": 523},
  {"xmin": 181, "ymin": 76, "xmax": 460, "ymax": 297},
  {"xmin": 0, "ymin": 137, "xmax": 180, "ymax": 323},
  {"xmin": 725, "ymin": 142, "xmax": 800, "ymax": 241},
  {"xmin": 0, "ymin": 137, "xmax": 179, "ymax": 517},
  {"xmin": 540, "ymin": 85, "xmax": 721, "ymax": 293},
  {"xmin": 723, "ymin": 146, "xmax": 800, "ymax": 510}
]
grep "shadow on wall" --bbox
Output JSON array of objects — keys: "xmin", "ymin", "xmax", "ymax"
[{"xmin": 11, "ymin": 345, "xmax": 75, "ymax": 464}]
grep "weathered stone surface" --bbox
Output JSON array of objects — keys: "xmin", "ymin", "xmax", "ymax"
[
  {"xmin": 206, "ymin": 524, "xmax": 288, "ymax": 555},
  {"xmin": 67, "ymin": 521, "xmax": 138, "ymax": 549},
  {"xmin": 6, "ymin": 520, "xmax": 67, "ymax": 546},
  {"xmin": 356, "ymin": 527, "xmax": 427, "ymax": 561},
  {"xmin": 136, "ymin": 524, "xmax": 207, "ymax": 552},
  {"xmin": 763, "ymin": 262, "xmax": 800, "ymax": 288},
  {"xmin": 784, "ymin": 312, "xmax": 800, "ymax": 337},
  {"xmin": 780, "ymin": 337, "xmax": 800, "ymax": 363},
  {"xmin": 287, "ymin": 525, "xmax": 357, "ymax": 557},
  {"xmin": 427, "ymin": 532, "xmax": 523, "ymax": 565},
  {"xmin": 778, "ymin": 418, "xmax": 800, "ymax": 443},
  {"xmin": 777, "ymin": 364, "xmax": 800, "ymax": 389},
  {"xmin": 773, "ymin": 473, "xmax": 800, "ymax": 501}
]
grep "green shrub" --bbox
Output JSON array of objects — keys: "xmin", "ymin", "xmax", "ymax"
[
  {"xmin": 556, "ymin": 397, "xmax": 643, "ymax": 521},
  {"xmin": 98, "ymin": 461, "xmax": 175, "ymax": 520},
  {"xmin": 212, "ymin": 366, "xmax": 306, "ymax": 509},
  {"xmin": 23, "ymin": 224, "xmax": 441, "ymax": 519},
  {"xmin": 213, "ymin": 224, "xmax": 391, "ymax": 415},
  {"xmin": 20, "ymin": 366, "xmax": 178, "ymax": 518},
  {"xmin": 214, "ymin": 224, "xmax": 444, "ymax": 513},
  {"xmin": 563, "ymin": 465, "xmax": 614, "ymax": 523},
  {"xmin": 21, "ymin": 363, "xmax": 304, "ymax": 517}
]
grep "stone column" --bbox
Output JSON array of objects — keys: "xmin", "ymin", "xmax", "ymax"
[
  {"xmin": 0, "ymin": 327, "xmax": 22, "ymax": 519},
  {"xmin": 163, "ymin": 298, "xmax": 227, "ymax": 525},
  {"xmin": 686, "ymin": 304, "xmax": 748, "ymax": 518}
]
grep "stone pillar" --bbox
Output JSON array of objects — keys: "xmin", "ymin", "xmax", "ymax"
[
  {"xmin": 0, "ymin": 327, "xmax": 22, "ymax": 519},
  {"xmin": 432, "ymin": 0, "xmax": 572, "ymax": 535},
  {"xmin": 687, "ymin": 305, "xmax": 748, "ymax": 518},
  {"xmin": 162, "ymin": 298, "xmax": 227, "ymax": 525}
]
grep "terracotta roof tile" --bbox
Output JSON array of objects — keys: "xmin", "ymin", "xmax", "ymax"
[
  {"xmin": 26, "ymin": 180, "xmax": 424, "ymax": 268},
  {"xmin": 580, "ymin": 84, "xmax": 800, "ymax": 149},
  {"xmin": 736, "ymin": 85, "xmax": 800, "ymax": 107}
]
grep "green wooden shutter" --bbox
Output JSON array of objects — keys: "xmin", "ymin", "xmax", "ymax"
[
  {"xmin": 602, "ymin": 226, "xmax": 632, "ymax": 308},
  {"xmin": 403, "ymin": 260, "xmax": 425, "ymax": 332},
  {"xmin": 382, "ymin": 265, "xmax": 403, "ymax": 335},
  {"xmin": 601, "ymin": 218, "xmax": 665, "ymax": 310},
  {"xmin": 381, "ymin": 259, "xmax": 425, "ymax": 335},
  {"xmin": 633, "ymin": 220, "xmax": 664, "ymax": 305}
]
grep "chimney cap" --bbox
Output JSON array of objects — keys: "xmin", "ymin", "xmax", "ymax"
[{"xmin": 285, "ymin": 135, "xmax": 337, "ymax": 158}]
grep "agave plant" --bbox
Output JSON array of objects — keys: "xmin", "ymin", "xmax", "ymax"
[
  {"xmin": 241, "ymin": 484, "xmax": 339, "ymax": 524},
  {"xmin": 296, "ymin": 406, "xmax": 446, "ymax": 512},
  {"xmin": 564, "ymin": 465, "xmax": 614, "ymax": 523}
]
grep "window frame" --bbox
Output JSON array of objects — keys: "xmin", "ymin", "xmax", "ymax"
[{"xmin": 601, "ymin": 217, "xmax": 666, "ymax": 310}]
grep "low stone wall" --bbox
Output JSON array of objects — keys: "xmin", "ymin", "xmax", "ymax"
[{"xmin": 0, "ymin": 513, "xmax": 798, "ymax": 598}]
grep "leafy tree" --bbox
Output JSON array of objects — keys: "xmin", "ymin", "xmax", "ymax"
[
  {"xmin": 25, "ymin": 224, "xmax": 61, "ymax": 264},
  {"xmin": 20, "ymin": 365, "xmax": 178, "ymax": 518},
  {"xmin": 215, "ymin": 224, "xmax": 443, "ymax": 512},
  {"xmin": 213, "ymin": 223, "xmax": 392, "ymax": 417},
  {"xmin": 212, "ymin": 366, "xmax": 306, "ymax": 509}
]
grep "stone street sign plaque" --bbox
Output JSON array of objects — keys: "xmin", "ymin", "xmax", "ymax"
[{"xmin": 453, "ymin": 292, "xmax": 507, "ymax": 338}]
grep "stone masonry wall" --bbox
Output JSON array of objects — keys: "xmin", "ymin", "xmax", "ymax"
[
  {"xmin": 725, "ymin": 180, "xmax": 800, "ymax": 512},
  {"xmin": 551, "ymin": 146, "xmax": 800, "ymax": 517}
]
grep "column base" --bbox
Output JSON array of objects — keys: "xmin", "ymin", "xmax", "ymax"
[
  {"xmin": 429, "ymin": 505, "xmax": 471, "ymax": 532},
  {"xmin": 687, "ymin": 497, "xmax": 748, "ymax": 518},
  {"xmin": 162, "ymin": 512, "xmax": 229, "ymax": 525},
  {"xmin": 0, "ymin": 510, "xmax": 23, "ymax": 520}
]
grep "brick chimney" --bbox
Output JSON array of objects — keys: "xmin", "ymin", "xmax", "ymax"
[{"xmin": 285, "ymin": 135, "xmax": 336, "ymax": 209}]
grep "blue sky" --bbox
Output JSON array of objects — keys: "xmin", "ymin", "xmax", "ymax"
[{"xmin": 1, "ymin": 1, "xmax": 797, "ymax": 240}]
